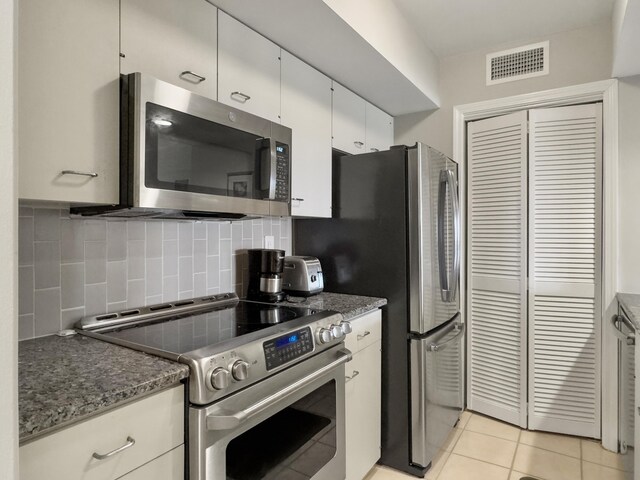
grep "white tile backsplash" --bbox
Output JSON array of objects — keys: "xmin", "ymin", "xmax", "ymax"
[{"xmin": 18, "ymin": 207, "xmax": 292, "ymax": 339}]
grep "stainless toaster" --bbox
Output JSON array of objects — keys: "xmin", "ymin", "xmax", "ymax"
[{"xmin": 282, "ymin": 256, "xmax": 324, "ymax": 296}]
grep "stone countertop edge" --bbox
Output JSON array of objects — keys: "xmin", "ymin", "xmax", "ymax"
[
  {"xmin": 281, "ymin": 291, "xmax": 387, "ymax": 320},
  {"xmin": 19, "ymin": 334, "xmax": 189, "ymax": 444},
  {"xmin": 617, "ymin": 292, "xmax": 640, "ymax": 330}
]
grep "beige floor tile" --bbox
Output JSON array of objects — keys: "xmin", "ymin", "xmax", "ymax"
[
  {"xmin": 581, "ymin": 439, "xmax": 634, "ymax": 472},
  {"xmin": 442, "ymin": 427, "xmax": 462, "ymax": 452},
  {"xmin": 513, "ymin": 444, "xmax": 580, "ymax": 480},
  {"xmin": 437, "ymin": 453, "xmax": 510, "ymax": 480},
  {"xmin": 519, "ymin": 430, "xmax": 581, "ymax": 458},
  {"xmin": 582, "ymin": 460, "xmax": 633, "ymax": 480},
  {"xmin": 509, "ymin": 472, "xmax": 542, "ymax": 480},
  {"xmin": 457, "ymin": 410, "xmax": 472, "ymax": 429},
  {"xmin": 362, "ymin": 465, "xmax": 416, "ymax": 479},
  {"xmin": 425, "ymin": 450, "xmax": 450, "ymax": 480},
  {"xmin": 452, "ymin": 430, "xmax": 517, "ymax": 468},
  {"xmin": 465, "ymin": 414, "xmax": 520, "ymax": 441}
]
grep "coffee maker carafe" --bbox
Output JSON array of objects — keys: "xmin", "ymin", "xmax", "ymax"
[{"xmin": 247, "ymin": 249, "xmax": 286, "ymax": 302}]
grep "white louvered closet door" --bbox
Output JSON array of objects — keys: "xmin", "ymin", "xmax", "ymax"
[
  {"xmin": 528, "ymin": 104, "xmax": 602, "ymax": 438},
  {"xmin": 467, "ymin": 111, "xmax": 528, "ymax": 428}
]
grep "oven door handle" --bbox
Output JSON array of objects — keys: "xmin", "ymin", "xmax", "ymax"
[{"xmin": 206, "ymin": 348, "xmax": 352, "ymax": 431}]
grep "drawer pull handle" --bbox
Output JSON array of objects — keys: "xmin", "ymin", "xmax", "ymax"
[
  {"xmin": 180, "ymin": 71, "xmax": 206, "ymax": 84},
  {"xmin": 291, "ymin": 198, "xmax": 305, "ymax": 202},
  {"xmin": 345, "ymin": 370, "xmax": 360, "ymax": 382},
  {"xmin": 357, "ymin": 331, "xmax": 371, "ymax": 341},
  {"xmin": 92, "ymin": 436, "xmax": 135, "ymax": 460},
  {"xmin": 370, "ymin": 148, "xmax": 380, "ymax": 152},
  {"xmin": 354, "ymin": 141, "xmax": 364, "ymax": 148},
  {"xmin": 61, "ymin": 170, "xmax": 98, "ymax": 178},
  {"xmin": 231, "ymin": 91, "xmax": 251, "ymax": 103}
]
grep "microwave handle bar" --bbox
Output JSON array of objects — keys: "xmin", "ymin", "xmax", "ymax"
[{"xmin": 206, "ymin": 348, "xmax": 352, "ymax": 431}]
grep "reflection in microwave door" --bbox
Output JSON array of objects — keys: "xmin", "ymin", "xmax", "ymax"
[{"xmin": 227, "ymin": 172, "xmax": 253, "ymax": 198}]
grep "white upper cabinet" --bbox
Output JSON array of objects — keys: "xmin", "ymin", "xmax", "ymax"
[
  {"xmin": 18, "ymin": 0, "xmax": 120, "ymax": 204},
  {"xmin": 281, "ymin": 51, "xmax": 332, "ymax": 218},
  {"xmin": 365, "ymin": 102, "xmax": 394, "ymax": 153},
  {"xmin": 332, "ymin": 82, "xmax": 367, "ymax": 155},
  {"xmin": 120, "ymin": 0, "xmax": 218, "ymax": 99},
  {"xmin": 218, "ymin": 11, "xmax": 281, "ymax": 123}
]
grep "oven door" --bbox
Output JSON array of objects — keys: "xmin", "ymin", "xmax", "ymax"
[
  {"xmin": 127, "ymin": 72, "xmax": 291, "ymax": 217},
  {"xmin": 189, "ymin": 346, "xmax": 350, "ymax": 480}
]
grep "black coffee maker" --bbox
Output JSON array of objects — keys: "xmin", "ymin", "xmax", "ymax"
[{"xmin": 247, "ymin": 249, "xmax": 286, "ymax": 302}]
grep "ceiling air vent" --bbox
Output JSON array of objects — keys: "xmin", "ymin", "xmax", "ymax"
[{"xmin": 486, "ymin": 41, "xmax": 549, "ymax": 85}]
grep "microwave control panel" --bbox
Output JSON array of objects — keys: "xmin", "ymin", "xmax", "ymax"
[{"xmin": 275, "ymin": 142, "xmax": 290, "ymax": 201}]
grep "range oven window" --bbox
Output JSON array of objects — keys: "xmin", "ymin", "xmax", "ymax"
[
  {"xmin": 144, "ymin": 102, "xmax": 270, "ymax": 200},
  {"xmin": 225, "ymin": 380, "xmax": 337, "ymax": 480}
]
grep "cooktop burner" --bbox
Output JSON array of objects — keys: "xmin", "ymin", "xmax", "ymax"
[{"xmin": 102, "ymin": 301, "xmax": 318, "ymax": 355}]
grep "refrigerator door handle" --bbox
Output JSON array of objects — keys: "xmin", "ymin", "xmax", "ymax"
[
  {"xmin": 438, "ymin": 169, "xmax": 460, "ymax": 303},
  {"xmin": 426, "ymin": 321, "xmax": 465, "ymax": 352}
]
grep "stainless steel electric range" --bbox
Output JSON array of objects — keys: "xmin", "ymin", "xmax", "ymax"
[{"xmin": 77, "ymin": 293, "xmax": 353, "ymax": 480}]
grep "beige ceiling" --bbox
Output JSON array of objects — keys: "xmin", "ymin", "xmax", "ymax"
[{"xmin": 392, "ymin": 0, "xmax": 616, "ymax": 57}]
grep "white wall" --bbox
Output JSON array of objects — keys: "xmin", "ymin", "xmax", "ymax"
[
  {"xmin": 0, "ymin": 0, "xmax": 18, "ymax": 476},
  {"xmin": 395, "ymin": 21, "xmax": 613, "ymax": 157},
  {"xmin": 618, "ymin": 76, "xmax": 640, "ymax": 292},
  {"xmin": 322, "ymin": 0, "xmax": 440, "ymax": 106}
]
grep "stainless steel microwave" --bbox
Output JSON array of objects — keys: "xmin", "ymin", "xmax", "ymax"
[{"xmin": 73, "ymin": 73, "xmax": 291, "ymax": 219}]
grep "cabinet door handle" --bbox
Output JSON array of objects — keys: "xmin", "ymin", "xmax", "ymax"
[
  {"xmin": 61, "ymin": 170, "xmax": 98, "ymax": 178},
  {"xmin": 92, "ymin": 436, "xmax": 135, "ymax": 460},
  {"xmin": 231, "ymin": 91, "xmax": 251, "ymax": 103},
  {"xmin": 370, "ymin": 147, "xmax": 380, "ymax": 152},
  {"xmin": 357, "ymin": 331, "xmax": 371, "ymax": 341},
  {"xmin": 179, "ymin": 71, "xmax": 206, "ymax": 84},
  {"xmin": 354, "ymin": 141, "xmax": 364, "ymax": 148},
  {"xmin": 291, "ymin": 197, "xmax": 305, "ymax": 202},
  {"xmin": 345, "ymin": 370, "xmax": 360, "ymax": 382}
]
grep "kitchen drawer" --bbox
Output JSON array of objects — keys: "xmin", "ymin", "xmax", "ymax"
[
  {"xmin": 20, "ymin": 385, "xmax": 184, "ymax": 480},
  {"xmin": 345, "ymin": 309, "xmax": 382, "ymax": 354},
  {"xmin": 117, "ymin": 445, "xmax": 184, "ymax": 480}
]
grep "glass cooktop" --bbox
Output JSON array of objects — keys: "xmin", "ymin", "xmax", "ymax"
[{"xmin": 102, "ymin": 301, "xmax": 317, "ymax": 355}]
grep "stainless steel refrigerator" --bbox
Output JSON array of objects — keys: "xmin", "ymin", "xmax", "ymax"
[{"xmin": 293, "ymin": 143, "xmax": 463, "ymax": 477}]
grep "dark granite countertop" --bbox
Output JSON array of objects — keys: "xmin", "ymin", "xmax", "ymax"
[
  {"xmin": 19, "ymin": 334, "xmax": 189, "ymax": 444},
  {"xmin": 281, "ymin": 291, "xmax": 386, "ymax": 320},
  {"xmin": 618, "ymin": 293, "xmax": 640, "ymax": 330}
]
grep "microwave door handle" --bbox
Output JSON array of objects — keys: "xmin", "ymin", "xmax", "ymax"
[{"xmin": 260, "ymin": 138, "xmax": 277, "ymax": 200}]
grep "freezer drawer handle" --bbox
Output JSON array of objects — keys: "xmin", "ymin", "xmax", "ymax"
[
  {"xmin": 612, "ymin": 314, "xmax": 636, "ymax": 345},
  {"xmin": 426, "ymin": 322, "xmax": 465, "ymax": 352},
  {"xmin": 206, "ymin": 348, "xmax": 352, "ymax": 431},
  {"xmin": 357, "ymin": 331, "xmax": 371, "ymax": 341}
]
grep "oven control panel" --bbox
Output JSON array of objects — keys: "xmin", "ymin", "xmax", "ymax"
[{"xmin": 263, "ymin": 327, "xmax": 313, "ymax": 370}]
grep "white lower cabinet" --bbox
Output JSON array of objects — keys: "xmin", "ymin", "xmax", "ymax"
[
  {"xmin": 19, "ymin": 386, "xmax": 184, "ymax": 480},
  {"xmin": 118, "ymin": 446, "xmax": 184, "ymax": 480},
  {"xmin": 635, "ymin": 339, "xmax": 640, "ymax": 475},
  {"xmin": 345, "ymin": 309, "xmax": 382, "ymax": 480}
]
